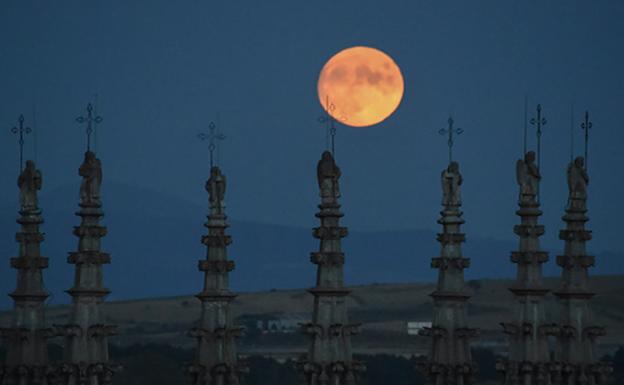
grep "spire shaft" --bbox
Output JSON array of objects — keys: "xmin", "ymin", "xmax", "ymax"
[
  {"xmin": 497, "ymin": 153, "xmax": 558, "ymax": 384},
  {"xmin": 1, "ymin": 161, "xmax": 54, "ymax": 384},
  {"xmin": 298, "ymin": 151, "xmax": 362, "ymax": 385},
  {"xmin": 187, "ymin": 166, "xmax": 246, "ymax": 385},
  {"xmin": 55, "ymin": 152, "xmax": 118, "ymax": 384},
  {"xmin": 419, "ymin": 161, "xmax": 477, "ymax": 385},
  {"xmin": 553, "ymin": 159, "xmax": 611, "ymax": 383}
]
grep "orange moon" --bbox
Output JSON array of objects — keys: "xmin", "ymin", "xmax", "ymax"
[{"xmin": 317, "ymin": 46, "xmax": 404, "ymax": 127}]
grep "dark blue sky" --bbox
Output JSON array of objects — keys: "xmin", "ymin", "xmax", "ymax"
[{"xmin": 1, "ymin": 1, "xmax": 623, "ymax": 253}]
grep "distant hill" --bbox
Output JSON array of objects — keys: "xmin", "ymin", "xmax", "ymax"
[
  {"xmin": 1, "ymin": 182, "xmax": 622, "ymax": 309},
  {"xmin": 1, "ymin": 275, "xmax": 622, "ymax": 357}
]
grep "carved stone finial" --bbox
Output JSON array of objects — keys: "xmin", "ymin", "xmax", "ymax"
[
  {"xmin": 441, "ymin": 161, "xmax": 462, "ymax": 206},
  {"xmin": 79, "ymin": 151, "xmax": 102, "ymax": 205},
  {"xmin": 206, "ymin": 166, "xmax": 226, "ymax": 206},
  {"xmin": 567, "ymin": 156, "xmax": 589, "ymax": 203},
  {"xmin": 516, "ymin": 150, "xmax": 541, "ymax": 201},
  {"xmin": 17, "ymin": 160, "xmax": 42, "ymax": 211},
  {"xmin": 317, "ymin": 150, "xmax": 341, "ymax": 198}
]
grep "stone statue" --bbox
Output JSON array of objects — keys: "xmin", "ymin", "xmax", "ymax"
[
  {"xmin": 317, "ymin": 151, "xmax": 341, "ymax": 198},
  {"xmin": 441, "ymin": 161, "xmax": 462, "ymax": 206},
  {"xmin": 17, "ymin": 160, "xmax": 42, "ymax": 211},
  {"xmin": 516, "ymin": 151, "xmax": 541, "ymax": 200},
  {"xmin": 567, "ymin": 156, "xmax": 589, "ymax": 201},
  {"xmin": 206, "ymin": 166, "xmax": 226, "ymax": 205},
  {"xmin": 79, "ymin": 151, "xmax": 102, "ymax": 205}
]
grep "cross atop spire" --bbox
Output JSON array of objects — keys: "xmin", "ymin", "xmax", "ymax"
[
  {"xmin": 438, "ymin": 115, "xmax": 463, "ymax": 164},
  {"xmin": 530, "ymin": 104, "xmax": 547, "ymax": 170},
  {"xmin": 318, "ymin": 95, "xmax": 337, "ymax": 156},
  {"xmin": 76, "ymin": 102, "xmax": 103, "ymax": 152},
  {"xmin": 198, "ymin": 121, "xmax": 225, "ymax": 168},
  {"xmin": 10, "ymin": 114, "xmax": 32, "ymax": 172},
  {"xmin": 581, "ymin": 110, "xmax": 592, "ymax": 171}
]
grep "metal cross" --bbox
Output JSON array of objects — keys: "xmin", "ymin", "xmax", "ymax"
[
  {"xmin": 438, "ymin": 116, "xmax": 463, "ymax": 164},
  {"xmin": 530, "ymin": 104, "xmax": 547, "ymax": 170},
  {"xmin": 198, "ymin": 121, "xmax": 225, "ymax": 168},
  {"xmin": 76, "ymin": 103, "xmax": 103, "ymax": 152},
  {"xmin": 318, "ymin": 96, "xmax": 337, "ymax": 156},
  {"xmin": 581, "ymin": 110, "xmax": 592, "ymax": 171},
  {"xmin": 10, "ymin": 114, "xmax": 31, "ymax": 171}
]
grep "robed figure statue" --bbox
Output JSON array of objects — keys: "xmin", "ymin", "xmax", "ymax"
[
  {"xmin": 18, "ymin": 160, "xmax": 42, "ymax": 211},
  {"xmin": 516, "ymin": 150, "xmax": 541, "ymax": 202},
  {"xmin": 317, "ymin": 151, "xmax": 341, "ymax": 198},
  {"xmin": 441, "ymin": 161, "xmax": 462, "ymax": 207},
  {"xmin": 567, "ymin": 156, "xmax": 589, "ymax": 204},
  {"xmin": 79, "ymin": 151, "xmax": 103, "ymax": 205},
  {"xmin": 206, "ymin": 166, "xmax": 227, "ymax": 206}
]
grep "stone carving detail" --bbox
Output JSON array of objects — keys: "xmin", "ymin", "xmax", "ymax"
[
  {"xmin": 79, "ymin": 150, "xmax": 102, "ymax": 205},
  {"xmin": 310, "ymin": 252, "xmax": 345, "ymax": 266},
  {"xmin": 441, "ymin": 161, "xmax": 462, "ymax": 206},
  {"xmin": 317, "ymin": 150, "xmax": 341, "ymax": 198},
  {"xmin": 567, "ymin": 156, "xmax": 589, "ymax": 204},
  {"xmin": 206, "ymin": 166, "xmax": 227, "ymax": 206},
  {"xmin": 198, "ymin": 259, "xmax": 235, "ymax": 273},
  {"xmin": 17, "ymin": 160, "xmax": 42, "ymax": 211},
  {"xmin": 516, "ymin": 151, "xmax": 540, "ymax": 201},
  {"xmin": 313, "ymin": 226, "xmax": 348, "ymax": 240},
  {"xmin": 202, "ymin": 234, "xmax": 233, "ymax": 247}
]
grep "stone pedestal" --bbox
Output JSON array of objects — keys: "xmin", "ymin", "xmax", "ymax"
[
  {"xmin": 297, "ymin": 151, "xmax": 363, "ymax": 385},
  {"xmin": 186, "ymin": 166, "xmax": 246, "ymax": 385},
  {"xmin": 419, "ymin": 162, "xmax": 477, "ymax": 385}
]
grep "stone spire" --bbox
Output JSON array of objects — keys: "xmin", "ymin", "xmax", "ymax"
[
  {"xmin": 186, "ymin": 166, "xmax": 246, "ymax": 385},
  {"xmin": 497, "ymin": 151, "xmax": 559, "ymax": 384},
  {"xmin": 1, "ymin": 160, "xmax": 54, "ymax": 385},
  {"xmin": 553, "ymin": 156, "xmax": 611, "ymax": 384},
  {"xmin": 298, "ymin": 151, "xmax": 363, "ymax": 385},
  {"xmin": 55, "ymin": 150, "xmax": 118, "ymax": 385},
  {"xmin": 419, "ymin": 161, "xmax": 477, "ymax": 385}
]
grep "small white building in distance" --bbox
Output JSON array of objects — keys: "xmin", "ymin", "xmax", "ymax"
[{"xmin": 407, "ymin": 321, "xmax": 432, "ymax": 335}]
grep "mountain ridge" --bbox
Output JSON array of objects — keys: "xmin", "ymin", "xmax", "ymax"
[{"xmin": 1, "ymin": 181, "xmax": 621, "ymax": 310}]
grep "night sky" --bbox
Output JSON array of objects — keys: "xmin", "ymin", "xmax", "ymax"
[{"xmin": 1, "ymin": 1, "xmax": 623, "ymax": 255}]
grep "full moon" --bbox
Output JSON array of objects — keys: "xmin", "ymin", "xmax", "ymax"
[{"xmin": 317, "ymin": 46, "xmax": 404, "ymax": 127}]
